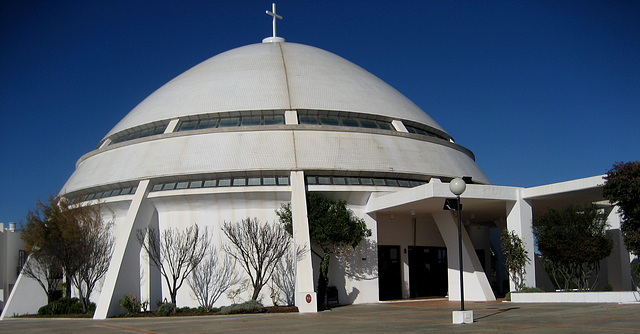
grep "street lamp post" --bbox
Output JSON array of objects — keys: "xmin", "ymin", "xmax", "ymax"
[{"xmin": 449, "ymin": 178, "xmax": 466, "ymax": 312}]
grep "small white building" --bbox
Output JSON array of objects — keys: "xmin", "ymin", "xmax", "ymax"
[
  {"xmin": 0, "ymin": 223, "xmax": 25, "ymax": 314},
  {"xmin": 2, "ymin": 26, "xmax": 635, "ymax": 319}
]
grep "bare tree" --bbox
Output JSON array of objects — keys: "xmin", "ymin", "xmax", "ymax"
[
  {"xmin": 70, "ymin": 218, "xmax": 114, "ymax": 311},
  {"xmin": 20, "ymin": 252, "xmax": 63, "ymax": 303},
  {"xmin": 136, "ymin": 224, "xmax": 210, "ymax": 307},
  {"xmin": 188, "ymin": 246, "xmax": 239, "ymax": 311},
  {"xmin": 270, "ymin": 246, "xmax": 299, "ymax": 306},
  {"xmin": 222, "ymin": 218, "xmax": 291, "ymax": 301}
]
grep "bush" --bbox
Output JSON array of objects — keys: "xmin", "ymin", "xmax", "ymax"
[
  {"xmin": 601, "ymin": 284, "xmax": 613, "ymax": 291},
  {"xmin": 519, "ymin": 286, "xmax": 544, "ymax": 293},
  {"xmin": 38, "ymin": 297, "xmax": 95, "ymax": 315},
  {"xmin": 119, "ymin": 295, "xmax": 142, "ymax": 314},
  {"xmin": 173, "ymin": 306, "xmax": 219, "ymax": 315},
  {"xmin": 505, "ymin": 286, "xmax": 544, "ymax": 301},
  {"xmin": 156, "ymin": 302, "xmax": 175, "ymax": 316},
  {"xmin": 219, "ymin": 301, "xmax": 265, "ymax": 315}
]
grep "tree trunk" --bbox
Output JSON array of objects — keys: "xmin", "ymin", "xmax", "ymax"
[
  {"xmin": 317, "ymin": 252, "xmax": 330, "ymax": 310},
  {"xmin": 65, "ymin": 274, "xmax": 72, "ymax": 298},
  {"xmin": 252, "ymin": 283, "xmax": 262, "ymax": 301},
  {"xmin": 170, "ymin": 290, "xmax": 177, "ymax": 309}
]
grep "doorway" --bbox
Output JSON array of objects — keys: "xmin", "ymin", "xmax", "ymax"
[
  {"xmin": 408, "ymin": 246, "xmax": 448, "ymax": 298},
  {"xmin": 378, "ymin": 245, "xmax": 402, "ymax": 301}
]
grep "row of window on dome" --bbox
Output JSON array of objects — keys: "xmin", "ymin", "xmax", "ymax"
[
  {"xmin": 178, "ymin": 115, "xmax": 285, "ymax": 131},
  {"xmin": 75, "ymin": 185, "xmax": 139, "ymax": 203},
  {"xmin": 105, "ymin": 111, "xmax": 447, "ymax": 148},
  {"xmin": 111, "ymin": 124, "xmax": 167, "ymax": 144},
  {"xmin": 298, "ymin": 115, "xmax": 393, "ymax": 130},
  {"xmin": 306, "ymin": 176, "xmax": 427, "ymax": 188},
  {"xmin": 404, "ymin": 125, "xmax": 446, "ymax": 140},
  {"xmin": 151, "ymin": 176, "xmax": 291, "ymax": 192}
]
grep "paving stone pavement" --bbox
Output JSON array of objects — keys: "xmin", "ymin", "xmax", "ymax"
[{"xmin": 1, "ymin": 300, "xmax": 639, "ymax": 333}]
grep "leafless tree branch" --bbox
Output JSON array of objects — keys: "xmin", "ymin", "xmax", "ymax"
[
  {"xmin": 189, "ymin": 245, "xmax": 239, "ymax": 311},
  {"xmin": 137, "ymin": 224, "xmax": 210, "ymax": 307},
  {"xmin": 221, "ymin": 218, "xmax": 291, "ymax": 301}
]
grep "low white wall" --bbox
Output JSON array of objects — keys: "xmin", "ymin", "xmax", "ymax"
[{"xmin": 511, "ymin": 291, "xmax": 640, "ymax": 303}]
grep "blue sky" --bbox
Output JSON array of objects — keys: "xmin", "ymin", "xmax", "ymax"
[{"xmin": 1, "ymin": 1, "xmax": 639, "ymax": 224}]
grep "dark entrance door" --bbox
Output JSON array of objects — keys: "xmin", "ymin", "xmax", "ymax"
[
  {"xmin": 408, "ymin": 246, "xmax": 448, "ymax": 297},
  {"xmin": 378, "ymin": 245, "xmax": 402, "ymax": 301}
]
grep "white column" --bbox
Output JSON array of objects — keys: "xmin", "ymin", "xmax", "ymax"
[
  {"xmin": 506, "ymin": 196, "xmax": 536, "ymax": 290},
  {"xmin": 284, "ymin": 110, "xmax": 298, "ymax": 125},
  {"xmin": 164, "ymin": 118, "xmax": 180, "ymax": 133},
  {"xmin": 290, "ymin": 171, "xmax": 317, "ymax": 313},
  {"xmin": 605, "ymin": 207, "xmax": 633, "ymax": 290},
  {"xmin": 98, "ymin": 138, "xmax": 112, "ymax": 149},
  {"xmin": 93, "ymin": 180, "xmax": 155, "ymax": 319},
  {"xmin": 391, "ymin": 120, "xmax": 408, "ymax": 132},
  {"xmin": 432, "ymin": 211, "xmax": 495, "ymax": 301},
  {"xmin": 140, "ymin": 210, "xmax": 162, "ymax": 310}
]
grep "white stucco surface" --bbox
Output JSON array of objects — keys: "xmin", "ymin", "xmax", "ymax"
[{"xmin": 105, "ymin": 42, "xmax": 445, "ymax": 139}]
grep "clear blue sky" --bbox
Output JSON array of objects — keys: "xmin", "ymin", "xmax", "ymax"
[{"xmin": 2, "ymin": 1, "xmax": 639, "ymax": 225}]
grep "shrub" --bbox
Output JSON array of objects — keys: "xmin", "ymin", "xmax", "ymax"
[
  {"xmin": 505, "ymin": 286, "xmax": 543, "ymax": 301},
  {"xmin": 37, "ymin": 297, "xmax": 95, "ymax": 315},
  {"xmin": 156, "ymin": 302, "xmax": 175, "ymax": 316},
  {"xmin": 119, "ymin": 294, "xmax": 142, "ymax": 314},
  {"xmin": 519, "ymin": 286, "xmax": 544, "ymax": 293},
  {"xmin": 501, "ymin": 229, "xmax": 530, "ymax": 291},
  {"xmin": 219, "ymin": 301, "xmax": 265, "ymax": 315},
  {"xmin": 602, "ymin": 284, "xmax": 613, "ymax": 291},
  {"xmin": 174, "ymin": 306, "xmax": 219, "ymax": 315}
]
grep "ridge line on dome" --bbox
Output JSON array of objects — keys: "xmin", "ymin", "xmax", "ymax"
[{"xmin": 278, "ymin": 43, "xmax": 293, "ymax": 110}]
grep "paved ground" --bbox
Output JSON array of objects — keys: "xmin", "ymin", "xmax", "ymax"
[{"xmin": 1, "ymin": 300, "xmax": 639, "ymax": 333}]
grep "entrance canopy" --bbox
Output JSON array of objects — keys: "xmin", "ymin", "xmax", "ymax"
[{"xmin": 366, "ymin": 175, "xmax": 609, "ymax": 226}]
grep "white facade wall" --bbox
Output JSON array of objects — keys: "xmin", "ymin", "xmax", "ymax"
[
  {"xmin": 63, "ymin": 130, "xmax": 487, "ymax": 195},
  {"xmin": 0, "ymin": 223, "xmax": 24, "ymax": 313}
]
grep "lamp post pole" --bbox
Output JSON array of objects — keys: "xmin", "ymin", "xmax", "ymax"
[
  {"xmin": 456, "ymin": 193, "xmax": 464, "ymax": 311},
  {"xmin": 449, "ymin": 178, "xmax": 466, "ymax": 312}
]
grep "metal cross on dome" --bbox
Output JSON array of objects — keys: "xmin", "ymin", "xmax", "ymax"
[{"xmin": 266, "ymin": 3, "xmax": 283, "ymax": 38}]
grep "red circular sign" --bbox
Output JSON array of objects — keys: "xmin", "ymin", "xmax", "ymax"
[{"xmin": 305, "ymin": 294, "xmax": 312, "ymax": 303}]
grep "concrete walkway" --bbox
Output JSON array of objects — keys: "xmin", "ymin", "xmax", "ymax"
[{"xmin": 1, "ymin": 300, "xmax": 639, "ymax": 333}]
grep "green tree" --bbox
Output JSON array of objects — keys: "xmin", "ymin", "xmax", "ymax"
[
  {"xmin": 602, "ymin": 161, "xmax": 640, "ymax": 256},
  {"xmin": 276, "ymin": 193, "xmax": 371, "ymax": 310},
  {"xmin": 533, "ymin": 204, "xmax": 613, "ymax": 291},
  {"xmin": 501, "ymin": 229, "xmax": 530, "ymax": 291}
]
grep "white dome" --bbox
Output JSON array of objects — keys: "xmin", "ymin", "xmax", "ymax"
[
  {"xmin": 105, "ymin": 42, "xmax": 447, "ymax": 139},
  {"xmin": 61, "ymin": 40, "xmax": 489, "ymax": 195}
]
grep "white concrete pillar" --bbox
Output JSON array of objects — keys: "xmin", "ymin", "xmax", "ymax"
[
  {"xmin": 506, "ymin": 196, "xmax": 536, "ymax": 290},
  {"xmin": 285, "ymin": 110, "xmax": 298, "ymax": 125},
  {"xmin": 289, "ymin": 171, "xmax": 317, "ymax": 313},
  {"xmin": 93, "ymin": 180, "xmax": 155, "ymax": 319},
  {"xmin": 98, "ymin": 138, "xmax": 112, "ymax": 149},
  {"xmin": 432, "ymin": 211, "xmax": 495, "ymax": 301},
  {"xmin": 391, "ymin": 120, "xmax": 408, "ymax": 132},
  {"xmin": 164, "ymin": 118, "xmax": 180, "ymax": 133},
  {"xmin": 139, "ymin": 210, "xmax": 162, "ymax": 310},
  {"xmin": 605, "ymin": 207, "xmax": 633, "ymax": 290}
]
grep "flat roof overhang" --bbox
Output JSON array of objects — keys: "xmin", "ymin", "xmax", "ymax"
[{"xmin": 366, "ymin": 175, "xmax": 612, "ymax": 225}]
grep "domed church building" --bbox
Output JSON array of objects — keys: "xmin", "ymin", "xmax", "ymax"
[{"xmin": 3, "ymin": 5, "xmax": 632, "ymax": 320}]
